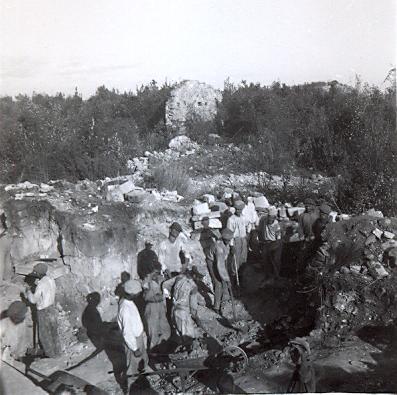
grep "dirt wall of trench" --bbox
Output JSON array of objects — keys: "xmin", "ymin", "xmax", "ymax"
[{"xmin": 0, "ymin": 188, "xmax": 207, "ymax": 357}]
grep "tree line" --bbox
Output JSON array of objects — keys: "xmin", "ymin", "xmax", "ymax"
[{"xmin": 0, "ymin": 77, "xmax": 395, "ymax": 214}]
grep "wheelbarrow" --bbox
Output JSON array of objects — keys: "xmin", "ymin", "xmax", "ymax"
[{"xmin": 140, "ymin": 345, "xmax": 248, "ymax": 392}]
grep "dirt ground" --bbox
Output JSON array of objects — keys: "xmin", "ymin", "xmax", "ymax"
[{"xmin": 20, "ymin": 248, "xmax": 397, "ymax": 394}]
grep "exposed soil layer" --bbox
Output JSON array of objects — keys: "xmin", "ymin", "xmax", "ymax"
[{"xmin": 1, "ymin": 179, "xmax": 397, "ymax": 393}]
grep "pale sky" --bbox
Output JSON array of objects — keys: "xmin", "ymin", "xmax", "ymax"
[{"xmin": 0, "ymin": 0, "xmax": 395, "ymax": 97}]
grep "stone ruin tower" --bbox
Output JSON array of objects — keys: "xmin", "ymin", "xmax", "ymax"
[{"xmin": 165, "ymin": 80, "xmax": 222, "ymax": 134}]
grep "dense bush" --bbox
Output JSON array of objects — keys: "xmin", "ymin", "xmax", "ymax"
[
  {"xmin": 0, "ymin": 82, "xmax": 173, "ymax": 182},
  {"xmin": 0, "ymin": 75, "xmax": 395, "ymax": 214},
  {"xmin": 217, "ymin": 77, "xmax": 396, "ymax": 215},
  {"xmin": 148, "ymin": 161, "xmax": 191, "ymax": 196}
]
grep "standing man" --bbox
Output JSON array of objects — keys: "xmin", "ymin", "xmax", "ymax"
[
  {"xmin": 117, "ymin": 279, "xmax": 148, "ymax": 394},
  {"xmin": 258, "ymin": 206, "xmax": 282, "ymax": 279},
  {"xmin": 25, "ymin": 262, "xmax": 60, "ymax": 358},
  {"xmin": 137, "ymin": 241, "xmax": 161, "ymax": 280},
  {"xmin": 298, "ymin": 199, "xmax": 319, "ymax": 242},
  {"xmin": 157, "ymin": 222, "xmax": 191, "ymax": 277},
  {"xmin": 297, "ymin": 198, "xmax": 320, "ymax": 274},
  {"xmin": 204, "ymin": 229, "xmax": 234, "ymax": 315},
  {"xmin": 199, "ymin": 216, "xmax": 221, "ymax": 256},
  {"xmin": 227, "ymin": 200, "xmax": 249, "ymax": 277},
  {"xmin": 312, "ymin": 204, "xmax": 332, "ymax": 249},
  {"xmin": 242, "ymin": 196, "xmax": 259, "ymax": 234}
]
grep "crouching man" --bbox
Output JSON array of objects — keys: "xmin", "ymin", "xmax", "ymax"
[
  {"xmin": 24, "ymin": 262, "xmax": 60, "ymax": 358},
  {"xmin": 162, "ymin": 264, "xmax": 203, "ymax": 343},
  {"xmin": 117, "ymin": 279, "xmax": 148, "ymax": 394},
  {"xmin": 142, "ymin": 270, "xmax": 171, "ymax": 350}
]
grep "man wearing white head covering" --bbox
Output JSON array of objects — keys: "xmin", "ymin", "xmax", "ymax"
[{"xmin": 117, "ymin": 279, "xmax": 148, "ymax": 393}]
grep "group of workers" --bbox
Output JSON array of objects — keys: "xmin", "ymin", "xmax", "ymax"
[{"xmin": 13, "ymin": 193, "xmax": 333, "ymax": 394}]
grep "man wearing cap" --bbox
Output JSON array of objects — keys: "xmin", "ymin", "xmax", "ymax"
[
  {"xmin": 204, "ymin": 228, "xmax": 234, "ymax": 314},
  {"xmin": 199, "ymin": 216, "xmax": 221, "ymax": 256},
  {"xmin": 298, "ymin": 199, "xmax": 319, "ymax": 239},
  {"xmin": 297, "ymin": 199, "xmax": 320, "ymax": 272},
  {"xmin": 0, "ymin": 301, "xmax": 29, "ymax": 359},
  {"xmin": 157, "ymin": 222, "xmax": 191, "ymax": 277},
  {"xmin": 24, "ymin": 262, "xmax": 60, "ymax": 358},
  {"xmin": 287, "ymin": 337, "xmax": 316, "ymax": 392},
  {"xmin": 117, "ymin": 279, "xmax": 148, "ymax": 393},
  {"xmin": 258, "ymin": 206, "xmax": 282, "ymax": 279},
  {"xmin": 226, "ymin": 200, "xmax": 249, "ymax": 275},
  {"xmin": 312, "ymin": 204, "xmax": 332, "ymax": 247}
]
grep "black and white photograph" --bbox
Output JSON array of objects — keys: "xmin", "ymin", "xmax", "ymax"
[{"xmin": 0, "ymin": 0, "xmax": 396, "ymax": 394}]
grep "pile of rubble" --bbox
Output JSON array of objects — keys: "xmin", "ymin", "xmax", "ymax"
[
  {"xmin": 314, "ymin": 214, "xmax": 397, "ymax": 343},
  {"xmin": 124, "ymin": 135, "xmax": 336, "ymax": 200},
  {"xmin": 190, "ymin": 194, "xmax": 224, "ymax": 231},
  {"xmin": 127, "ymin": 135, "xmax": 200, "ymax": 172},
  {"xmin": 103, "ymin": 178, "xmax": 184, "ymax": 204}
]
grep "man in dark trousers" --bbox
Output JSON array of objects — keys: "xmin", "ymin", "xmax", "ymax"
[
  {"xmin": 24, "ymin": 262, "xmax": 60, "ymax": 358},
  {"xmin": 117, "ymin": 279, "xmax": 148, "ymax": 394},
  {"xmin": 204, "ymin": 228, "xmax": 235, "ymax": 315}
]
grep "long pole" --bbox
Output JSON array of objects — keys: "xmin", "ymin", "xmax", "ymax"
[{"xmin": 226, "ymin": 281, "xmax": 237, "ymax": 322}]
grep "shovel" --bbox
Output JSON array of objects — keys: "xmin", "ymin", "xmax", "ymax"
[{"xmin": 226, "ymin": 281, "xmax": 237, "ymax": 322}]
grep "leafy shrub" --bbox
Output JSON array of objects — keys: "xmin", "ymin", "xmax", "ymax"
[
  {"xmin": 1, "ymin": 75, "xmax": 395, "ymax": 215},
  {"xmin": 149, "ymin": 161, "xmax": 191, "ymax": 196}
]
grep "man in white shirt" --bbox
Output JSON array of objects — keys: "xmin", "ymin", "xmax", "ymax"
[
  {"xmin": 227, "ymin": 200, "xmax": 249, "ymax": 275},
  {"xmin": 242, "ymin": 197, "xmax": 259, "ymax": 234},
  {"xmin": 157, "ymin": 222, "xmax": 191, "ymax": 277},
  {"xmin": 25, "ymin": 262, "xmax": 60, "ymax": 358},
  {"xmin": 117, "ymin": 279, "xmax": 148, "ymax": 394}
]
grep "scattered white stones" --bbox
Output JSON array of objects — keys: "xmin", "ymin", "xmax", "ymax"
[
  {"xmin": 192, "ymin": 202, "xmax": 210, "ymax": 216},
  {"xmin": 39, "ymin": 183, "xmax": 54, "ymax": 193},
  {"xmin": 367, "ymin": 261, "xmax": 389, "ymax": 279},
  {"xmin": 193, "ymin": 218, "xmax": 222, "ymax": 230},
  {"xmin": 383, "ymin": 231, "xmax": 395, "ymax": 239},
  {"xmin": 365, "ymin": 208, "xmax": 384, "ymax": 218},
  {"xmin": 168, "ymin": 135, "xmax": 199, "ymax": 152},
  {"xmin": 5, "ymin": 181, "xmax": 38, "ymax": 191},
  {"xmin": 372, "ymin": 228, "xmax": 383, "ymax": 239}
]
